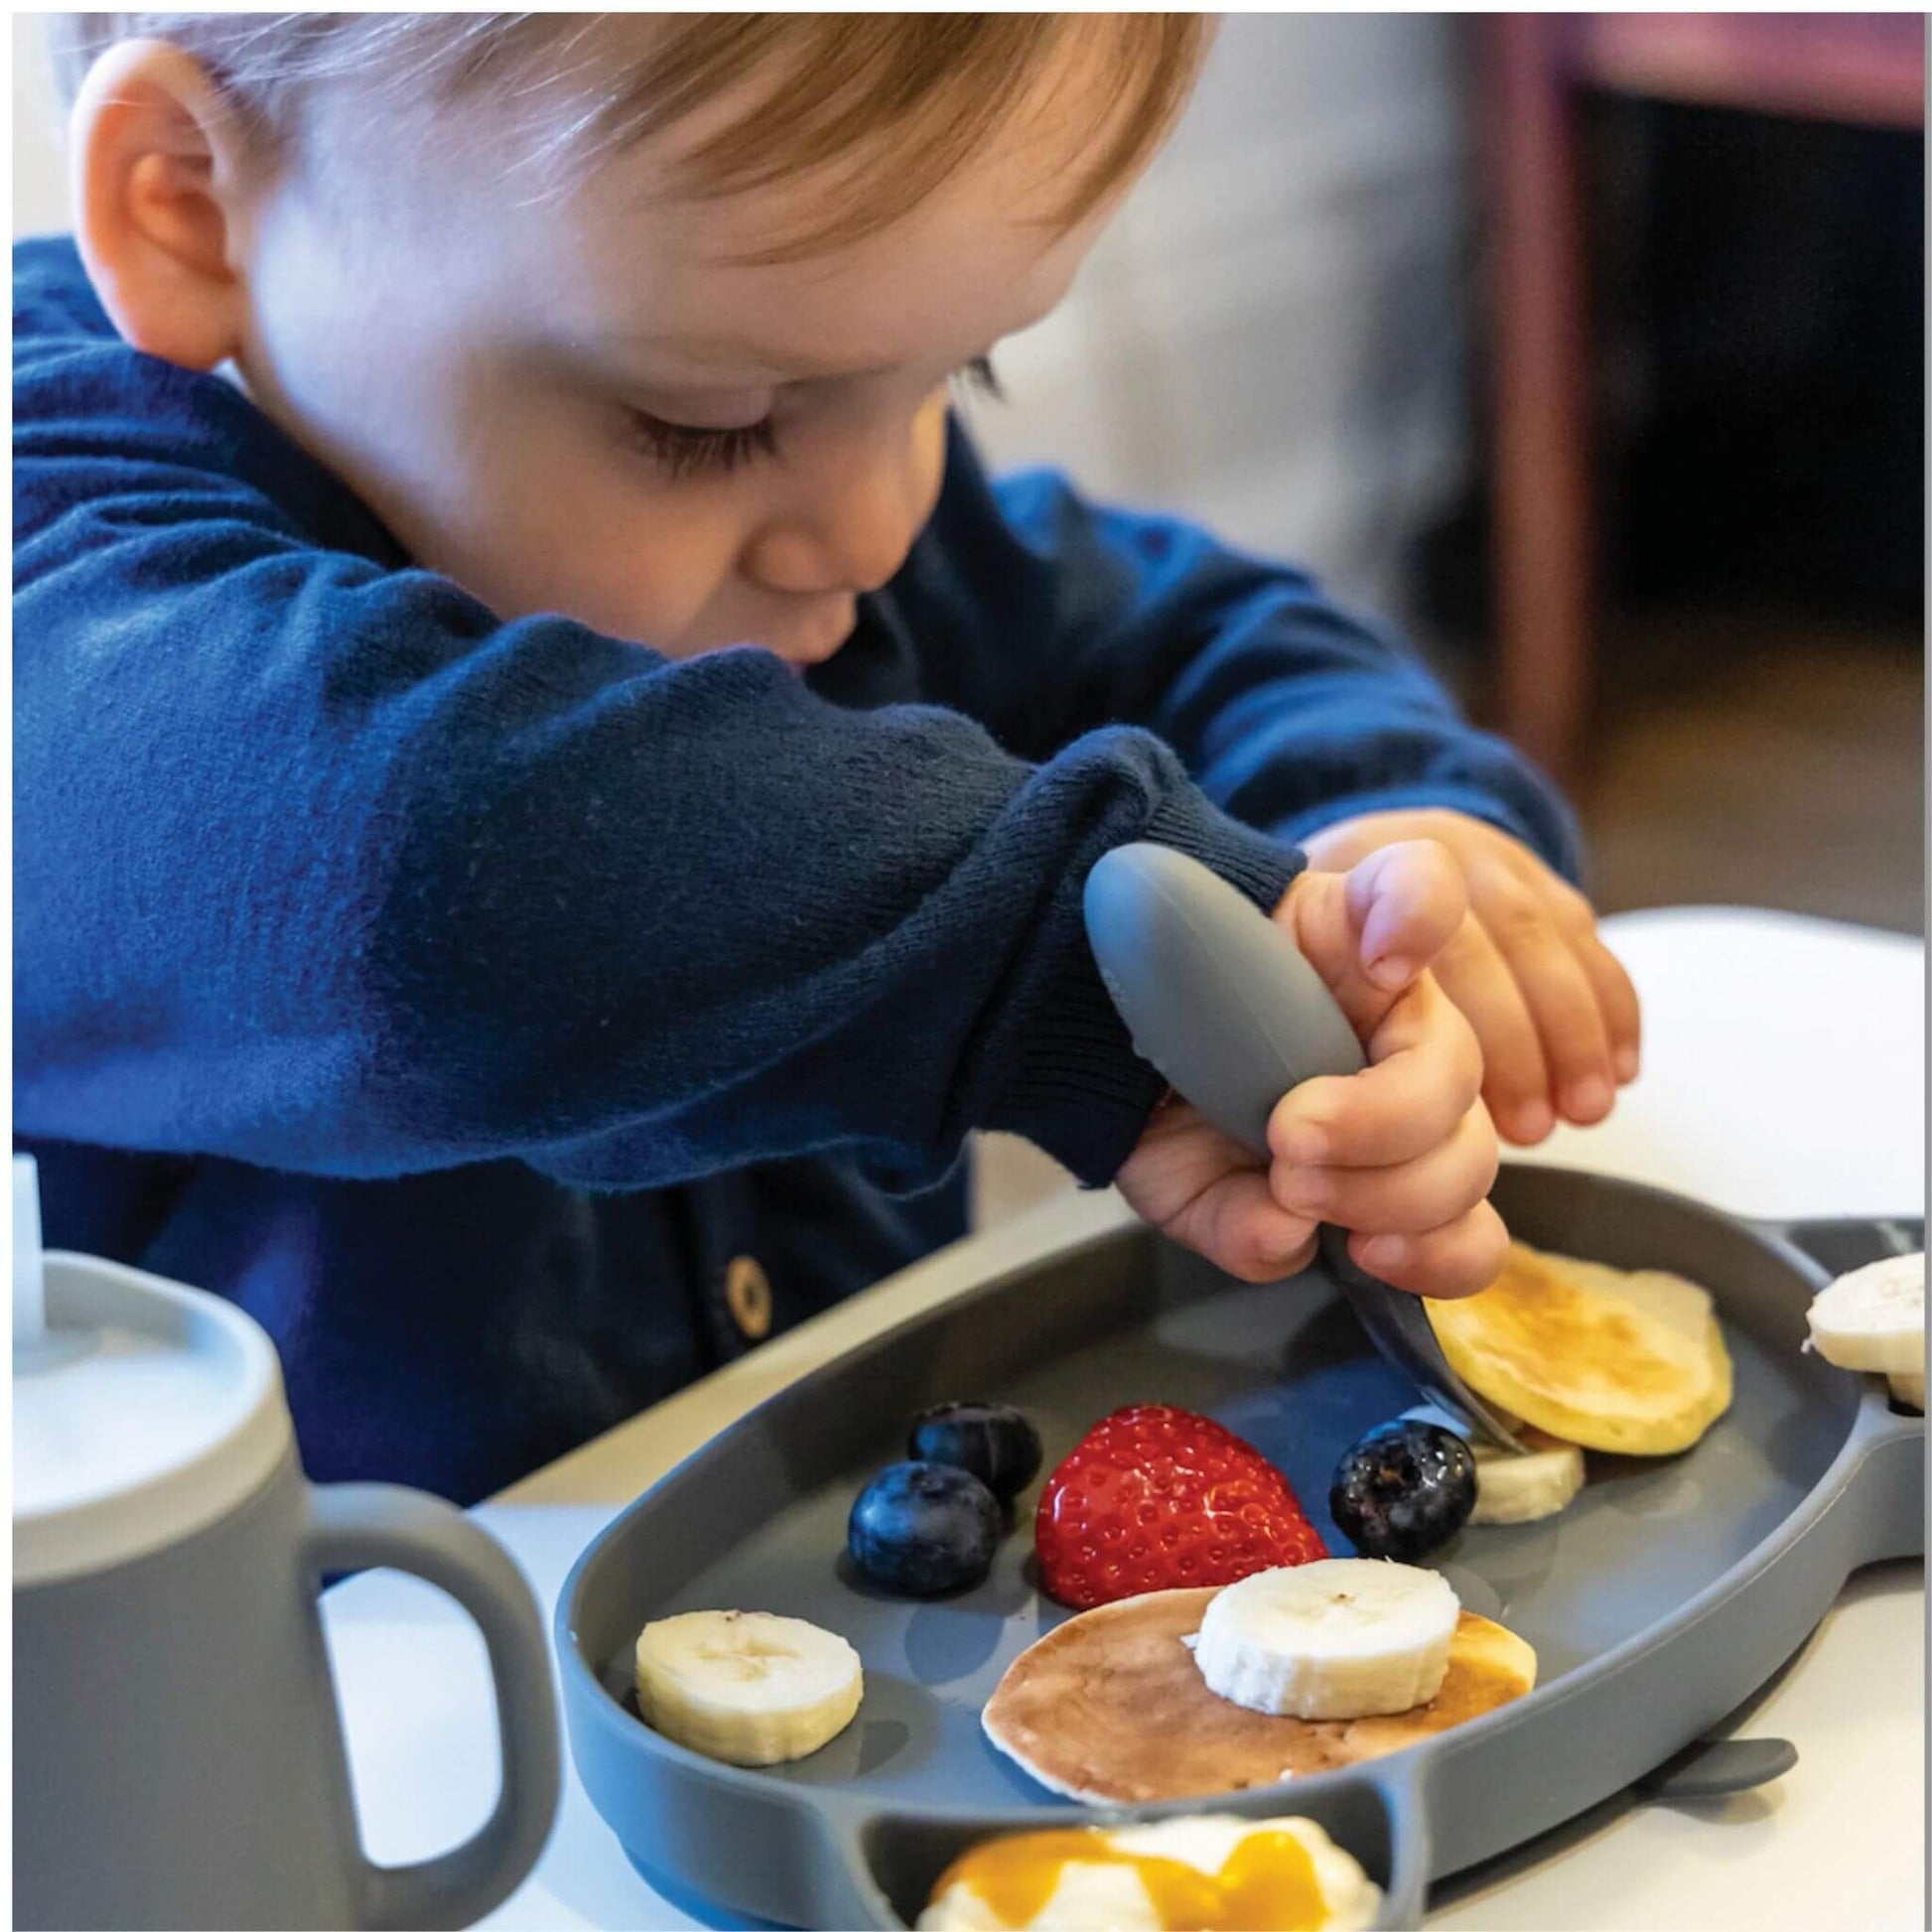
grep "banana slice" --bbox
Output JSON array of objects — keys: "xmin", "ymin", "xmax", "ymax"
[
  {"xmin": 1470, "ymin": 1436, "xmax": 1585, "ymax": 1525},
  {"xmin": 1400, "ymin": 1403, "xmax": 1586, "ymax": 1525},
  {"xmin": 633, "ymin": 1609, "xmax": 862, "ymax": 1766},
  {"xmin": 1889, "ymin": 1371, "xmax": 1925, "ymax": 1412},
  {"xmin": 1807, "ymin": 1252, "xmax": 1924, "ymax": 1375},
  {"xmin": 1191, "ymin": 1559, "xmax": 1459, "ymax": 1721},
  {"xmin": 1470, "ymin": 1426, "xmax": 1586, "ymax": 1524}
]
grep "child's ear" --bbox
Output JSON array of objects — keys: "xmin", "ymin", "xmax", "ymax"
[{"xmin": 69, "ymin": 40, "xmax": 255, "ymax": 371}]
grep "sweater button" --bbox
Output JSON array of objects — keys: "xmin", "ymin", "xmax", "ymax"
[{"xmin": 724, "ymin": 1254, "xmax": 772, "ymax": 1341}]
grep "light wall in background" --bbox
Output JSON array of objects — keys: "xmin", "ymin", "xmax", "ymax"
[
  {"xmin": 964, "ymin": 15, "xmax": 1476, "ymax": 617},
  {"xmin": 15, "ymin": 16, "xmax": 67, "ymax": 235},
  {"xmin": 13, "ymin": 14, "xmax": 1475, "ymax": 616}
]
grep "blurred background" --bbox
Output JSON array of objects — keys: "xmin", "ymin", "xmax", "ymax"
[
  {"xmin": 963, "ymin": 14, "xmax": 1924, "ymax": 928},
  {"xmin": 15, "ymin": 14, "xmax": 1924, "ymax": 1219}
]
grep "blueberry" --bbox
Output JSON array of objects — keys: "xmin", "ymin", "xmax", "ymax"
[
  {"xmin": 906, "ymin": 1401, "xmax": 1042, "ymax": 1502},
  {"xmin": 1329, "ymin": 1420, "xmax": 1477, "ymax": 1561},
  {"xmin": 848, "ymin": 1461, "xmax": 1002, "ymax": 1595}
]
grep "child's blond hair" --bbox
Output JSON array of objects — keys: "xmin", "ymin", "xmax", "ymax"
[{"xmin": 49, "ymin": 12, "xmax": 1209, "ymax": 253}]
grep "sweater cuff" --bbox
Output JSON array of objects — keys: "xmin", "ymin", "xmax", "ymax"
[{"xmin": 988, "ymin": 793, "xmax": 1304, "ymax": 1188}]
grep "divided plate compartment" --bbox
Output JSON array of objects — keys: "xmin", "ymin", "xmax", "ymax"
[{"xmin": 559, "ymin": 1167, "xmax": 1924, "ymax": 1930}]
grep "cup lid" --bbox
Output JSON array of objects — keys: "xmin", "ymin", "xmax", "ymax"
[{"xmin": 14, "ymin": 1254, "xmax": 292, "ymax": 1587}]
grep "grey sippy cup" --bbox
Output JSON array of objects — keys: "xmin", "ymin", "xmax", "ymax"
[{"xmin": 13, "ymin": 1156, "xmax": 561, "ymax": 1930}]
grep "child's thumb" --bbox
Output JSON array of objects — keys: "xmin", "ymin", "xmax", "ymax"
[{"xmin": 1343, "ymin": 838, "xmax": 1467, "ymax": 991}]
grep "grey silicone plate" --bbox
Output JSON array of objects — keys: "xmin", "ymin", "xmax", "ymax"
[{"xmin": 559, "ymin": 1166, "xmax": 1923, "ymax": 1930}]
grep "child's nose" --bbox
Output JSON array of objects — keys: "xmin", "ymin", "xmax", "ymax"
[
  {"xmin": 746, "ymin": 442, "xmax": 933, "ymax": 597},
  {"xmin": 748, "ymin": 509, "xmax": 908, "ymax": 599}
]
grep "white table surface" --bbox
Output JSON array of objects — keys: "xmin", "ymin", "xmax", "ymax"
[{"xmin": 323, "ymin": 906, "xmax": 1926, "ymax": 1930}]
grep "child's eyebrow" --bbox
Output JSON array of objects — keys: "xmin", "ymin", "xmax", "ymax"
[
  {"xmin": 625, "ymin": 333, "xmax": 896, "ymax": 381},
  {"xmin": 600, "ymin": 332, "xmax": 982, "ymax": 388}
]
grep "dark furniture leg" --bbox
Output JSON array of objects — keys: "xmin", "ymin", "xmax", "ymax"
[{"xmin": 1486, "ymin": 14, "xmax": 1594, "ymax": 784}]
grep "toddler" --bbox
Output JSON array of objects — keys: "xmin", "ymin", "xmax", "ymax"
[{"xmin": 16, "ymin": 15, "xmax": 1638, "ymax": 1501}]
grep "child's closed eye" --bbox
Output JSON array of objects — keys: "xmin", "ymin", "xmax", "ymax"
[
  {"xmin": 622, "ymin": 355, "xmax": 1003, "ymax": 483},
  {"xmin": 621, "ymin": 411, "xmax": 779, "ymax": 483}
]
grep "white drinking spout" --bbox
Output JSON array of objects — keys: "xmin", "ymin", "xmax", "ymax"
[{"xmin": 15, "ymin": 1154, "xmax": 46, "ymax": 1351}]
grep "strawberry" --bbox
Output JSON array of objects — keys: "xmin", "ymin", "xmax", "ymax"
[{"xmin": 1034, "ymin": 1404, "xmax": 1325, "ymax": 1609}]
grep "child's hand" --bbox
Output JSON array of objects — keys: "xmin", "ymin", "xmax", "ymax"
[
  {"xmin": 1116, "ymin": 840, "xmax": 1504, "ymax": 1297},
  {"xmin": 1300, "ymin": 809, "xmax": 1640, "ymax": 1147}
]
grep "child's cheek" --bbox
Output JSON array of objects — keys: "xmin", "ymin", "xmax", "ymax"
[{"xmin": 911, "ymin": 394, "xmax": 951, "ymax": 524}]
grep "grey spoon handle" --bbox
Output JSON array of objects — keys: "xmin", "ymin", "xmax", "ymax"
[{"xmin": 1084, "ymin": 842, "xmax": 1524, "ymax": 1451}]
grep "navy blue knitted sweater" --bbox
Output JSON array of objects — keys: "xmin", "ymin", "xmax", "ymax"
[{"xmin": 14, "ymin": 237, "xmax": 1577, "ymax": 1501}]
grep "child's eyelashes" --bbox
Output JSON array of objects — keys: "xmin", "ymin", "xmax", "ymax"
[
  {"xmin": 621, "ymin": 411, "xmax": 779, "ymax": 483},
  {"xmin": 958, "ymin": 354, "xmax": 1004, "ymax": 402},
  {"xmin": 622, "ymin": 354, "xmax": 1004, "ymax": 483}
]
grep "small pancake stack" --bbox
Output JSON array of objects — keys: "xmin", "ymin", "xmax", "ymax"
[
  {"xmin": 1426, "ymin": 1242, "xmax": 1732, "ymax": 1458},
  {"xmin": 982, "ymin": 1585, "xmax": 1534, "ymax": 1806}
]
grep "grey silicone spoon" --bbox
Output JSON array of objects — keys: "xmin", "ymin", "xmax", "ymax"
[{"xmin": 1085, "ymin": 841, "xmax": 1526, "ymax": 1451}]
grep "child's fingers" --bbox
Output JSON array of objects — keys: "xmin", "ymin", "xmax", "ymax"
[
  {"xmin": 1276, "ymin": 1103, "xmax": 1497, "ymax": 1233},
  {"xmin": 1277, "ymin": 841, "xmax": 1466, "ymax": 1035},
  {"xmin": 1504, "ymin": 858, "xmax": 1644, "ymax": 1087},
  {"xmin": 1162, "ymin": 1165, "xmax": 1319, "ymax": 1284},
  {"xmin": 1341, "ymin": 839, "xmax": 1469, "ymax": 990},
  {"xmin": 1571, "ymin": 915, "xmax": 1643, "ymax": 1084},
  {"xmin": 1346, "ymin": 1197, "xmax": 1509, "ymax": 1299},
  {"xmin": 1432, "ymin": 917, "xmax": 1556, "ymax": 1145},
  {"xmin": 1118, "ymin": 1102, "xmax": 1319, "ymax": 1283},
  {"xmin": 1299, "ymin": 809, "xmax": 1641, "ymax": 1123},
  {"xmin": 1204, "ymin": 1173, "xmax": 1320, "ymax": 1283},
  {"xmin": 1465, "ymin": 870, "xmax": 1615, "ymax": 1125},
  {"xmin": 1267, "ymin": 973, "xmax": 1482, "ymax": 1172}
]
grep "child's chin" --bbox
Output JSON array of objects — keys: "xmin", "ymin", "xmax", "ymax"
[{"xmin": 783, "ymin": 632, "xmax": 853, "ymax": 673}]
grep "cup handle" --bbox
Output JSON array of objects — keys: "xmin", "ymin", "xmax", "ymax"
[{"xmin": 307, "ymin": 1483, "xmax": 562, "ymax": 1930}]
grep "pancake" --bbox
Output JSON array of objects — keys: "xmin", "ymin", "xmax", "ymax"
[
  {"xmin": 1426, "ymin": 1243, "xmax": 1732, "ymax": 1456},
  {"xmin": 984, "ymin": 1587, "xmax": 1536, "ymax": 1805}
]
